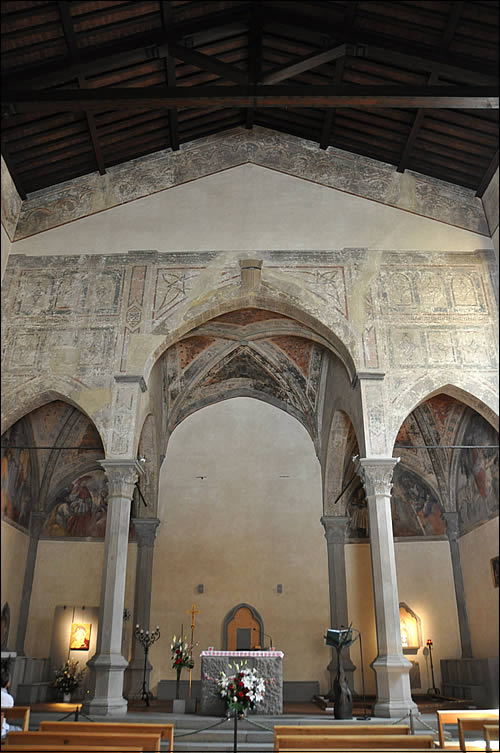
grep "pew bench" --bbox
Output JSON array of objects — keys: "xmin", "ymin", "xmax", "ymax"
[
  {"xmin": 275, "ymin": 734, "xmax": 435, "ymax": 750},
  {"xmin": 458, "ymin": 718, "xmax": 500, "ymax": 752},
  {"xmin": 1, "ymin": 705, "xmax": 31, "ymax": 731},
  {"xmin": 4, "ymin": 747, "xmax": 144, "ymax": 752},
  {"xmin": 437, "ymin": 710, "xmax": 499, "ymax": 750},
  {"xmin": 274, "ymin": 726, "xmax": 411, "ymax": 749},
  {"xmin": 484, "ymin": 724, "xmax": 499, "ymax": 752},
  {"xmin": 39, "ymin": 720, "xmax": 174, "ymax": 751},
  {"xmin": 3, "ymin": 730, "xmax": 161, "ymax": 752}
]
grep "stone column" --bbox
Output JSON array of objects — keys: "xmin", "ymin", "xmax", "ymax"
[
  {"xmin": 443, "ymin": 511, "xmax": 472, "ymax": 658},
  {"xmin": 358, "ymin": 458, "xmax": 418, "ymax": 718},
  {"xmin": 320, "ymin": 516, "xmax": 356, "ymax": 696},
  {"xmin": 15, "ymin": 511, "xmax": 45, "ymax": 656},
  {"xmin": 83, "ymin": 459, "xmax": 142, "ymax": 716},
  {"xmin": 124, "ymin": 517, "xmax": 160, "ymax": 698}
]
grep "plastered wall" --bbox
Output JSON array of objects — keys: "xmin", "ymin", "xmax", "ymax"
[
  {"xmin": 459, "ymin": 516, "xmax": 499, "ymax": 658},
  {"xmin": 151, "ymin": 397, "xmax": 330, "ymax": 693},
  {"xmin": 6, "ymin": 164, "xmax": 493, "ymax": 259},
  {"xmin": 0, "ymin": 520, "xmax": 29, "ymax": 650},
  {"xmin": 25, "ymin": 539, "xmax": 137, "ymax": 659},
  {"xmin": 345, "ymin": 539, "xmax": 461, "ymax": 695}
]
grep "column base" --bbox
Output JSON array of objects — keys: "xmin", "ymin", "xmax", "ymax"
[
  {"xmin": 371, "ymin": 654, "xmax": 418, "ymax": 718},
  {"xmin": 82, "ymin": 652, "xmax": 128, "ymax": 716},
  {"xmin": 372, "ymin": 700, "xmax": 420, "ymax": 719},
  {"xmin": 83, "ymin": 696, "xmax": 128, "ymax": 716}
]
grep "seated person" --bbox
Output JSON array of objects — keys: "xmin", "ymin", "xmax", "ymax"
[{"xmin": 1, "ymin": 662, "xmax": 22, "ymax": 738}]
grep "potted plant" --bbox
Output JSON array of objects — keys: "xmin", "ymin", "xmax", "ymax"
[
  {"xmin": 53, "ymin": 659, "xmax": 86, "ymax": 702},
  {"xmin": 170, "ymin": 635, "xmax": 194, "ymax": 712}
]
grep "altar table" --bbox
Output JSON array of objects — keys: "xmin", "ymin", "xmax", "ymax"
[{"xmin": 200, "ymin": 649, "xmax": 284, "ymax": 715}]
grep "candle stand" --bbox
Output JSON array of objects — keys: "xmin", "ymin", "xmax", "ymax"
[{"xmin": 134, "ymin": 624, "xmax": 160, "ymax": 706}]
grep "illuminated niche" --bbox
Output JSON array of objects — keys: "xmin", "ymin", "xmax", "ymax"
[{"xmin": 399, "ymin": 602, "xmax": 422, "ymax": 655}]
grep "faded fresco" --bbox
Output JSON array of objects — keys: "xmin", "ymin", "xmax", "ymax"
[
  {"xmin": 1, "ymin": 421, "xmax": 32, "ymax": 530},
  {"xmin": 456, "ymin": 411, "xmax": 499, "ymax": 533},
  {"xmin": 43, "ymin": 470, "xmax": 109, "ymax": 538},
  {"xmin": 391, "ymin": 466, "xmax": 445, "ymax": 537}
]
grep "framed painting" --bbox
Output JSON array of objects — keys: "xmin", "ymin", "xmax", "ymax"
[
  {"xmin": 491, "ymin": 556, "xmax": 499, "ymax": 588},
  {"xmin": 70, "ymin": 622, "xmax": 91, "ymax": 650}
]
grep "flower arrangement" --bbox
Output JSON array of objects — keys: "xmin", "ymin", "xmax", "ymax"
[
  {"xmin": 216, "ymin": 662, "xmax": 266, "ymax": 716},
  {"xmin": 53, "ymin": 659, "xmax": 86, "ymax": 695},
  {"xmin": 170, "ymin": 635, "xmax": 194, "ymax": 699}
]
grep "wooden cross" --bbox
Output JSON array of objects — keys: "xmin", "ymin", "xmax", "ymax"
[
  {"xmin": 187, "ymin": 603, "xmax": 200, "ymax": 643},
  {"xmin": 186, "ymin": 604, "xmax": 200, "ymax": 699}
]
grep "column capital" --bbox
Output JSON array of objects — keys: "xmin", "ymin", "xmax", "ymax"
[
  {"xmin": 443, "ymin": 511, "xmax": 459, "ymax": 541},
  {"xmin": 358, "ymin": 457, "xmax": 399, "ymax": 497},
  {"xmin": 132, "ymin": 517, "xmax": 160, "ymax": 547},
  {"xmin": 321, "ymin": 516, "xmax": 348, "ymax": 544},
  {"xmin": 99, "ymin": 459, "xmax": 143, "ymax": 497}
]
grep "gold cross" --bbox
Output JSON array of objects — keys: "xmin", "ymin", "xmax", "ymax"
[{"xmin": 187, "ymin": 603, "xmax": 200, "ymax": 632}]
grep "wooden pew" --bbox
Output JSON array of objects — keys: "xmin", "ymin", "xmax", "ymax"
[
  {"xmin": 4, "ymin": 747, "xmax": 144, "ymax": 752},
  {"xmin": 458, "ymin": 718, "xmax": 500, "ymax": 752},
  {"xmin": 39, "ymin": 721, "xmax": 174, "ymax": 751},
  {"xmin": 275, "ymin": 734, "xmax": 436, "ymax": 750},
  {"xmin": 274, "ymin": 726, "xmax": 411, "ymax": 749},
  {"xmin": 484, "ymin": 724, "xmax": 499, "ymax": 752},
  {"xmin": 1, "ymin": 706, "xmax": 31, "ymax": 731},
  {"xmin": 4, "ymin": 730, "xmax": 161, "ymax": 752},
  {"xmin": 437, "ymin": 711, "xmax": 499, "ymax": 750}
]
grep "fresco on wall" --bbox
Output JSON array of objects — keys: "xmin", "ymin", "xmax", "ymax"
[
  {"xmin": 456, "ymin": 411, "xmax": 499, "ymax": 532},
  {"xmin": 1, "ymin": 422, "xmax": 32, "ymax": 530},
  {"xmin": 391, "ymin": 466, "xmax": 445, "ymax": 537},
  {"xmin": 43, "ymin": 470, "xmax": 109, "ymax": 538}
]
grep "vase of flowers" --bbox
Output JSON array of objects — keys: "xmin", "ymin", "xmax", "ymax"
[
  {"xmin": 53, "ymin": 659, "xmax": 86, "ymax": 701},
  {"xmin": 216, "ymin": 662, "xmax": 266, "ymax": 718},
  {"xmin": 170, "ymin": 635, "xmax": 194, "ymax": 701}
]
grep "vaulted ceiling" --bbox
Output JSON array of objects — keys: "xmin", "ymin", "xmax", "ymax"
[{"xmin": 1, "ymin": 1, "xmax": 498, "ymax": 200}]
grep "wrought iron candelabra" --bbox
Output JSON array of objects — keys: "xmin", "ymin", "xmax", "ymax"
[{"xmin": 134, "ymin": 624, "xmax": 160, "ymax": 706}]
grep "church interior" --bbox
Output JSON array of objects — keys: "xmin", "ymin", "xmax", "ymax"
[{"xmin": 1, "ymin": 0, "xmax": 499, "ymax": 746}]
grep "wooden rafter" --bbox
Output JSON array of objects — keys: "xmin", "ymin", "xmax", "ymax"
[
  {"xmin": 397, "ymin": 1, "xmax": 466, "ymax": 174},
  {"xmin": 475, "ymin": 149, "xmax": 499, "ymax": 198},
  {"xmin": 261, "ymin": 44, "xmax": 347, "ymax": 85},
  {"xmin": 246, "ymin": 2, "xmax": 262, "ymax": 129},
  {"xmin": 3, "ymin": 86, "xmax": 497, "ymax": 112},
  {"xmin": 57, "ymin": 1, "xmax": 106, "ymax": 175},
  {"xmin": 160, "ymin": 1, "xmax": 179, "ymax": 151}
]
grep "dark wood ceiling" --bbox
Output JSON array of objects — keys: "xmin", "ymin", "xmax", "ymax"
[{"xmin": 1, "ymin": 1, "xmax": 498, "ymax": 200}]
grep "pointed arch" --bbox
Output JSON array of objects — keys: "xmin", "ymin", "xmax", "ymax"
[
  {"xmin": 389, "ymin": 378, "xmax": 498, "ymax": 450},
  {"xmin": 1, "ymin": 375, "xmax": 108, "ymax": 450},
  {"xmin": 144, "ymin": 288, "xmax": 358, "ymax": 386}
]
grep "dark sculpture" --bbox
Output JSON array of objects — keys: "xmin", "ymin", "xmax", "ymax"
[{"xmin": 325, "ymin": 627, "xmax": 355, "ymax": 719}]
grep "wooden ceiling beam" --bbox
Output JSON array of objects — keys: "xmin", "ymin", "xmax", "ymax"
[
  {"xmin": 160, "ymin": 1, "xmax": 179, "ymax": 151},
  {"xmin": 57, "ymin": 1, "xmax": 106, "ymax": 176},
  {"xmin": 397, "ymin": 1, "xmax": 466, "ymax": 174},
  {"xmin": 262, "ymin": 7, "xmax": 498, "ymax": 84},
  {"xmin": 3, "ymin": 85, "xmax": 497, "ymax": 112},
  {"xmin": 261, "ymin": 44, "xmax": 347, "ymax": 85},
  {"xmin": 245, "ymin": 3, "xmax": 262, "ymax": 129},
  {"xmin": 169, "ymin": 42, "xmax": 248, "ymax": 85},
  {"xmin": 475, "ymin": 149, "xmax": 499, "ymax": 197}
]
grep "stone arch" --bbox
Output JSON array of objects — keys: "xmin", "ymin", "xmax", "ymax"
[
  {"xmin": 0, "ymin": 375, "xmax": 108, "ymax": 449},
  {"xmin": 135, "ymin": 413, "xmax": 159, "ymax": 517},
  {"xmin": 143, "ymin": 288, "xmax": 358, "ymax": 387},
  {"xmin": 223, "ymin": 603, "xmax": 265, "ymax": 650},
  {"xmin": 389, "ymin": 378, "xmax": 498, "ymax": 450},
  {"xmin": 323, "ymin": 409, "xmax": 361, "ymax": 516}
]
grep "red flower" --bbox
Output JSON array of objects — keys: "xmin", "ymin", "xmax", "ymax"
[
  {"xmin": 175, "ymin": 658, "xmax": 182, "ymax": 664},
  {"xmin": 176, "ymin": 649, "xmax": 181, "ymax": 654},
  {"xmin": 238, "ymin": 691, "xmax": 244, "ymax": 698}
]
